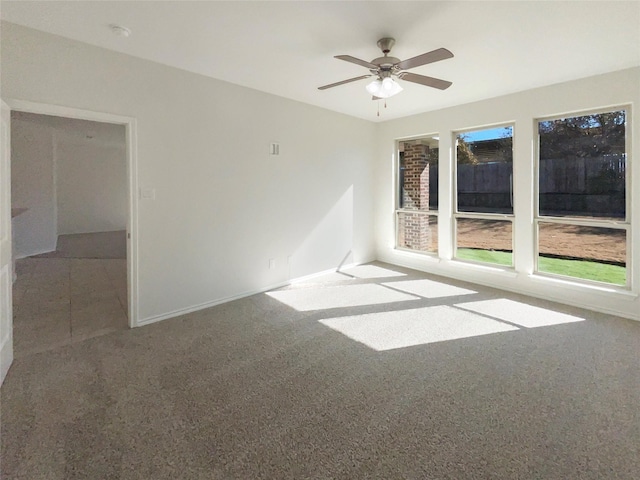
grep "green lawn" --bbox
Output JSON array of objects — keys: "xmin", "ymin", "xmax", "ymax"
[
  {"xmin": 537, "ymin": 256, "xmax": 626, "ymax": 286},
  {"xmin": 456, "ymin": 248, "xmax": 626, "ymax": 286},
  {"xmin": 456, "ymin": 248, "xmax": 512, "ymax": 266}
]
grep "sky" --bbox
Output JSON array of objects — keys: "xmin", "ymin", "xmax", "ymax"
[{"xmin": 463, "ymin": 126, "xmax": 512, "ymax": 142}]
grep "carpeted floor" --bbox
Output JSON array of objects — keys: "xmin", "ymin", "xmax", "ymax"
[
  {"xmin": 32, "ymin": 230, "xmax": 127, "ymax": 259},
  {"xmin": 1, "ymin": 263, "xmax": 639, "ymax": 479}
]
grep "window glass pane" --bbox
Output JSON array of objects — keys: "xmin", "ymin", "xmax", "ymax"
[
  {"xmin": 537, "ymin": 222, "xmax": 626, "ymax": 286},
  {"xmin": 538, "ymin": 110, "xmax": 626, "ymax": 220},
  {"xmin": 456, "ymin": 218, "xmax": 512, "ymax": 266},
  {"xmin": 456, "ymin": 126, "xmax": 513, "ymax": 214},
  {"xmin": 397, "ymin": 212, "xmax": 437, "ymax": 253},
  {"xmin": 398, "ymin": 137, "xmax": 438, "ymax": 211}
]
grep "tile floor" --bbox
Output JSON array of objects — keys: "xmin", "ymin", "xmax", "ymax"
[{"xmin": 12, "ymin": 257, "xmax": 128, "ymax": 357}]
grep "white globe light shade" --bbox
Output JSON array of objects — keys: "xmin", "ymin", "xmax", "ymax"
[
  {"xmin": 382, "ymin": 77, "xmax": 394, "ymax": 91},
  {"xmin": 365, "ymin": 79, "xmax": 383, "ymax": 96},
  {"xmin": 367, "ymin": 78, "xmax": 403, "ymax": 98}
]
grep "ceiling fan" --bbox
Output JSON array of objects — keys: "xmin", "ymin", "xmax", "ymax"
[{"xmin": 318, "ymin": 38, "xmax": 453, "ymax": 99}]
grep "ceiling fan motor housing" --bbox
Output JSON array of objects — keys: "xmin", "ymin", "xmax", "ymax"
[
  {"xmin": 371, "ymin": 56, "xmax": 401, "ymax": 69},
  {"xmin": 371, "ymin": 38, "xmax": 400, "ymax": 76},
  {"xmin": 377, "ymin": 37, "xmax": 396, "ymax": 54}
]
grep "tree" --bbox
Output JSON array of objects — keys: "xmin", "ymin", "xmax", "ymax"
[
  {"xmin": 495, "ymin": 127, "xmax": 514, "ymax": 163},
  {"xmin": 539, "ymin": 111, "xmax": 625, "ymax": 159},
  {"xmin": 456, "ymin": 135, "xmax": 479, "ymax": 165}
]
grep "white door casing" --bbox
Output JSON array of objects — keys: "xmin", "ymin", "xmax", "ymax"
[
  {"xmin": 5, "ymin": 99, "xmax": 138, "ymax": 327},
  {"xmin": 0, "ymin": 100, "xmax": 13, "ymax": 385}
]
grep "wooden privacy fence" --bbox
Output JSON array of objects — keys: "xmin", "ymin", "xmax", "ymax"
[
  {"xmin": 449, "ymin": 155, "xmax": 625, "ymax": 216},
  {"xmin": 455, "ymin": 162, "xmax": 512, "ymax": 213}
]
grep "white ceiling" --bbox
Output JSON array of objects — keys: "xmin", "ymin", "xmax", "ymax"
[{"xmin": 2, "ymin": 1, "xmax": 639, "ymax": 122}]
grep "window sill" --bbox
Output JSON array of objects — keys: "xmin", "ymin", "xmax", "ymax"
[
  {"xmin": 393, "ymin": 248, "xmax": 441, "ymax": 263},
  {"xmin": 528, "ymin": 273, "xmax": 638, "ymax": 299},
  {"xmin": 447, "ymin": 259, "xmax": 518, "ymax": 278}
]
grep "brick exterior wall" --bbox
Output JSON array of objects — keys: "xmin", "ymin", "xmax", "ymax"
[{"xmin": 400, "ymin": 143, "xmax": 433, "ymax": 251}]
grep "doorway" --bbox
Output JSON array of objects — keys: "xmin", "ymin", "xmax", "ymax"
[{"xmin": 6, "ymin": 100, "xmax": 138, "ymax": 359}]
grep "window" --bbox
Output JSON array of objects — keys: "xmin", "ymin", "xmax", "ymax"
[
  {"xmin": 395, "ymin": 137, "xmax": 438, "ymax": 254},
  {"xmin": 454, "ymin": 126, "xmax": 514, "ymax": 266},
  {"xmin": 536, "ymin": 108, "xmax": 629, "ymax": 287}
]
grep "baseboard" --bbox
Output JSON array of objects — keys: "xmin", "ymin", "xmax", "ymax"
[
  {"xmin": 136, "ymin": 261, "xmax": 364, "ymax": 328},
  {"xmin": 0, "ymin": 333, "xmax": 13, "ymax": 387},
  {"xmin": 379, "ymin": 252, "xmax": 640, "ymax": 323},
  {"xmin": 57, "ymin": 229, "xmax": 126, "ymax": 236}
]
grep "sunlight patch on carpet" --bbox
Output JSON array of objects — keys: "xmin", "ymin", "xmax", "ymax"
[
  {"xmin": 455, "ymin": 298, "xmax": 585, "ymax": 328},
  {"xmin": 267, "ymin": 284, "xmax": 419, "ymax": 312},
  {"xmin": 301, "ymin": 271, "xmax": 357, "ymax": 284},
  {"xmin": 339, "ymin": 265, "xmax": 407, "ymax": 279},
  {"xmin": 319, "ymin": 306, "xmax": 518, "ymax": 351},
  {"xmin": 383, "ymin": 279, "xmax": 477, "ymax": 299}
]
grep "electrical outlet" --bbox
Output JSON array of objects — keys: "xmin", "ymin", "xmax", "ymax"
[{"xmin": 269, "ymin": 258, "xmax": 276, "ymax": 269}]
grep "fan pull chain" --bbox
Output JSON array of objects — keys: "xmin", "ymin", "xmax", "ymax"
[
  {"xmin": 385, "ymin": 100, "xmax": 387, "ymax": 109},
  {"xmin": 377, "ymin": 101, "xmax": 380, "ymax": 117}
]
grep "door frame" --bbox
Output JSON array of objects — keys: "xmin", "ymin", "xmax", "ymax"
[
  {"xmin": 1, "ymin": 100, "xmax": 13, "ymax": 385},
  {"xmin": 5, "ymin": 99, "xmax": 139, "ymax": 327}
]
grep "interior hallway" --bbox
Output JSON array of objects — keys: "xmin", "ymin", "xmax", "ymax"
[{"xmin": 11, "ymin": 231, "xmax": 128, "ymax": 357}]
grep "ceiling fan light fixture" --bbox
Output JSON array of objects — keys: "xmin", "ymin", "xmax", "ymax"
[
  {"xmin": 318, "ymin": 39, "xmax": 453, "ymax": 108},
  {"xmin": 365, "ymin": 79, "xmax": 382, "ymax": 96},
  {"xmin": 384, "ymin": 78, "xmax": 403, "ymax": 97},
  {"xmin": 366, "ymin": 77, "xmax": 403, "ymax": 98}
]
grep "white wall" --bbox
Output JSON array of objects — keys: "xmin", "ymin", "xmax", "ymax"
[
  {"xmin": 10, "ymin": 116, "xmax": 57, "ymax": 257},
  {"xmin": 0, "ymin": 22, "xmax": 376, "ymax": 323},
  {"xmin": 56, "ymin": 130, "xmax": 127, "ymax": 235},
  {"xmin": 374, "ymin": 67, "xmax": 640, "ymax": 321},
  {"xmin": 10, "ymin": 113, "xmax": 127, "ymax": 256}
]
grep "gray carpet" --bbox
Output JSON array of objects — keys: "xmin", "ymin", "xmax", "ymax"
[
  {"xmin": 32, "ymin": 230, "xmax": 126, "ymax": 259},
  {"xmin": 1, "ymin": 262, "xmax": 639, "ymax": 479}
]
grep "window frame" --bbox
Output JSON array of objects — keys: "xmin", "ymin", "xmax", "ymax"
[
  {"xmin": 394, "ymin": 135, "xmax": 439, "ymax": 255},
  {"xmin": 452, "ymin": 123, "xmax": 516, "ymax": 268},
  {"xmin": 533, "ymin": 105, "xmax": 632, "ymax": 289}
]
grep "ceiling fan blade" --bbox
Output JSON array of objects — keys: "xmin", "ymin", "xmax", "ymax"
[
  {"xmin": 318, "ymin": 75, "xmax": 372, "ymax": 90},
  {"xmin": 335, "ymin": 55, "xmax": 378, "ymax": 70},
  {"xmin": 394, "ymin": 48, "xmax": 453, "ymax": 71},
  {"xmin": 399, "ymin": 72, "xmax": 452, "ymax": 90}
]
